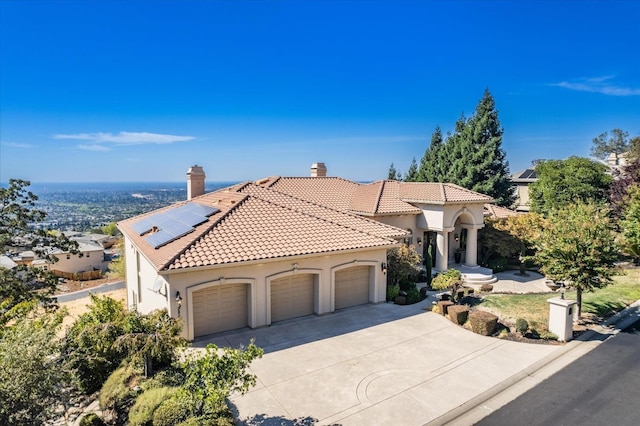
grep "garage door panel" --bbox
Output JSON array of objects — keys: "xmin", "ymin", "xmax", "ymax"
[
  {"xmin": 271, "ymin": 274, "xmax": 314, "ymax": 322},
  {"xmin": 193, "ymin": 283, "xmax": 248, "ymax": 337},
  {"xmin": 335, "ymin": 266, "xmax": 370, "ymax": 310}
]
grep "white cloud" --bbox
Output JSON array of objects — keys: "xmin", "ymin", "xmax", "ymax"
[
  {"xmin": 2, "ymin": 142, "xmax": 33, "ymax": 148},
  {"xmin": 551, "ymin": 76, "xmax": 640, "ymax": 96},
  {"xmin": 54, "ymin": 131, "xmax": 195, "ymax": 145},
  {"xmin": 77, "ymin": 144, "xmax": 111, "ymax": 152}
]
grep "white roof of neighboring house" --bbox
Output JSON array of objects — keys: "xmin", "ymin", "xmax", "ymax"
[{"xmin": 0, "ymin": 255, "xmax": 18, "ymax": 269}]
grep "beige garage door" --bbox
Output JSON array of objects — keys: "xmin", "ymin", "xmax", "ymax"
[
  {"xmin": 335, "ymin": 265, "xmax": 370, "ymax": 310},
  {"xmin": 271, "ymin": 273, "xmax": 314, "ymax": 322},
  {"xmin": 192, "ymin": 283, "xmax": 248, "ymax": 337}
]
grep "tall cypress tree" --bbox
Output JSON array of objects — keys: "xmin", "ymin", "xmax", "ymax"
[
  {"xmin": 404, "ymin": 157, "xmax": 419, "ymax": 182},
  {"xmin": 418, "ymin": 126, "xmax": 444, "ymax": 182},
  {"xmin": 464, "ymin": 89, "xmax": 515, "ymax": 207}
]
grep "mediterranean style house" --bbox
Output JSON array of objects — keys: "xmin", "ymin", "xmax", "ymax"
[{"xmin": 118, "ymin": 164, "xmax": 494, "ymax": 340}]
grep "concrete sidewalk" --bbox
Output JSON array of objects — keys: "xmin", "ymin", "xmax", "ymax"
[{"xmin": 216, "ymin": 301, "xmax": 561, "ymax": 425}]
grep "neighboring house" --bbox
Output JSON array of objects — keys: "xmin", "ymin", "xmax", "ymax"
[
  {"xmin": 118, "ymin": 164, "xmax": 494, "ymax": 340},
  {"xmin": 510, "ymin": 169, "xmax": 537, "ymax": 212},
  {"xmin": 48, "ymin": 241, "xmax": 108, "ymax": 275},
  {"xmin": 484, "ymin": 203, "xmax": 518, "ymax": 219},
  {"xmin": 0, "ymin": 255, "xmax": 18, "ymax": 270}
]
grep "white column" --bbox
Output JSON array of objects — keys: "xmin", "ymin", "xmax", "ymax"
[
  {"xmin": 465, "ymin": 227, "xmax": 478, "ymax": 266},
  {"xmin": 436, "ymin": 231, "xmax": 448, "ymax": 271}
]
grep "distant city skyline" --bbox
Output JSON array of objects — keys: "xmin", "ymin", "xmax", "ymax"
[{"xmin": 1, "ymin": 0, "xmax": 639, "ymax": 183}]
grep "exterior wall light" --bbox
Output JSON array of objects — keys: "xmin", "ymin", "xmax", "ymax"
[
  {"xmin": 417, "ymin": 237, "xmax": 422, "ymax": 246},
  {"xmin": 454, "ymin": 233, "xmax": 459, "ymax": 242},
  {"xmin": 381, "ymin": 262, "xmax": 387, "ymax": 274},
  {"xmin": 175, "ymin": 291, "xmax": 183, "ymax": 316}
]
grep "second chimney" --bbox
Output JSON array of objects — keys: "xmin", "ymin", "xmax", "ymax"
[
  {"xmin": 187, "ymin": 165, "xmax": 206, "ymax": 200},
  {"xmin": 310, "ymin": 162, "xmax": 327, "ymax": 177}
]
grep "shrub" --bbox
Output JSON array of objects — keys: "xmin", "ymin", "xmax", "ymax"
[
  {"xmin": 152, "ymin": 397, "xmax": 192, "ymax": 426},
  {"xmin": 129, "ymin": 386, "xmax": 177, "ymax": 426},
  {"xmin": 99, "ymin": 365, "xmax": 144, "ymax": 425},
  {"xmin": 431, "ymin": 269, "xmax": 463, "ymax": 291},
  {"xmin": 406, "ymin": 286, "xmax": 421, "ymax": 304},
  {"xmin": 515, "ymin": 318, "xmax": 529, "ymax": 334},
  {"xmin": 480, "ymin": 284, "xmax": 493, "ymax": 292},
  {"xmin": 386, "ymin": 284, "xmax": 400, "ymax": 302},
  {"xmin": 79, "ymin": 413, "xmax": 106, "ymax": 426},
  {"xmin": 540, "ymin": 331, "xmax": 558, "ymax": 341},
  {"xmin": 447, "ymin": 305, "xmax": 469, "ymax": 325},
  {"xmin": 487, "ymin": 257, "xmax": 508, "ymax": 273},
  {"xmin": 469, "ymin": 310, "xmax": 498, "ymax": 336},
  {"xmin": 399, "ymin": 278, "xmax": 414, "ymax": 292}
]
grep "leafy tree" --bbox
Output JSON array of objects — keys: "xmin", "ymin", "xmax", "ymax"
[
  {"xmin": 477, "ymin": 218, "xmax": 520, "ymax": 265},
  {"xmin": 620, "ymin": 185, "xmax": 640, "ymax": 264},
  {"xmin": 387, "ymin": 163, "xmax": 402, "ymax": 180},
  {"xmin": 591, "ymin": 128, "xmax": 630, "ymax": 163},
  {"xmin": 404, "ymin": 157, "xmax": 419, "ymax": 182},
  {"xmin": 175, "ymin": 342, "xmax": 263, "ymax": 418},
  {"xmin": 101, "ymin": 222, "xmax": 121, "ymax": 236},
  {"xmin": 0, "ymin": 307, "xmax": 70, "ymax": 425},
  {"xmin": 63, "ymin": 294, "xmax": 129, "ymax": 393},
  {"xmin": 115, "ymin": 309, "xmax": 186, "ymax": 377},
  {"xmin": 609, "ymin": 148, "xmax": 640, "ymax": 219},
  {"xmin": 532, "ymin": 202, "xmax": 618, "ymax": 317},
  {"xmin": 0, "ymin": 179, "xmax": 78, "ymax": 325},
  {"xmin": 494, "ymin": 213, "xmax": 545, "ymax": 275},
  {"xmin": 529, "ymin": 157, "xmax": 612, "ymax": 216},
  {"xmin": 386, "ymin": 244, "xmax": 421, "ymax": 287}
]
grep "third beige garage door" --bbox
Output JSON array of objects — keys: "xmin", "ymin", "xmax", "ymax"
[
  {"xmin": 271, "ymin": 273, "xmax": 315, "ymax": 322},
  {"xmin": 335, "ymin": 265, "xmax": 371, "ymax": 310},
  {"xmin": 192, "ymin": 283, "xmax": 248, "ymax": 338}
]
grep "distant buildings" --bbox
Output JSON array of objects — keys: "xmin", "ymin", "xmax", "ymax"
[{"xmin": 511, "ymin": 168, "xmax": 537, "ymax": 212}]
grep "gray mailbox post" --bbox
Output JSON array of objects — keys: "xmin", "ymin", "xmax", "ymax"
[{"xmin": 547, "ymin": 297, "xmax": 578, "ymax": 342}]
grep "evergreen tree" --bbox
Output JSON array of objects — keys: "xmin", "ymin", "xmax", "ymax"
[
  {"xmin": 416, "ymin": 90, "xmax": 514, "ymax": 206},
  {"xmin": 418, "ymin": 126, "xmax": 444, "ymax": 182},
  {"xmin": 462, "ymin": 89, "xmax": 515, "ymax": 206},
  {"xmin": 387, "ymin": 163, "xmax": 402, "ymax": 180},
  {"xmin": 404, "ymin": 158, "xmax": 419, "ymax": 182}
]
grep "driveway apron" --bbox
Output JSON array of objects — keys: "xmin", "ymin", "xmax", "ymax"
[{"xmin": 194, "ymin": 302, "xmax": 560, "ymax": 425}]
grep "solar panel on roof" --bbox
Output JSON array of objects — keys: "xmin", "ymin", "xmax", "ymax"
[
  {"xmin": 130, "ymin": 201, "xmax": 220, "ymax": 248},
  {"xmin": 131, "ymin": 217, "xmax": 155, "ymax": 235}
]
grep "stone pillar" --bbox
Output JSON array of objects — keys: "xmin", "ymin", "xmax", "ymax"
[
  {"xmin": 465, "ymin": 227, "xmax": 478, "ymax": 267},
  {"xmin": 436, "ymin": 231, "xmax": 448, "ymax": 271}
]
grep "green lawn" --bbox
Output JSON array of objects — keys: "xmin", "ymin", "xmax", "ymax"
[{"xmin": 479, "ymin": 268, "xmax": 640, "ymax": 333}]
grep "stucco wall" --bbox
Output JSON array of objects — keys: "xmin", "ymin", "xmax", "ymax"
[
  {"xmin": 52, "ymin": 249, "xmax": 106, "ymax": 274},
  {"xmin": 126, "ymin": 244, "xmax": 389, "ymax": 340}
]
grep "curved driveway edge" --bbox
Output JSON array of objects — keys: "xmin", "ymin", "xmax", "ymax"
[{"xmin": 219, "ymin": 301, "xmax": 561, "ymax": 425}]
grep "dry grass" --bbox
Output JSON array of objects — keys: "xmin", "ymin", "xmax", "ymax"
[{"xmin": 59, "ymin": 288, "xmax": 127, "ymax": 331}]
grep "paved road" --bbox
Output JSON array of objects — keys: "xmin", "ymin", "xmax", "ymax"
[
  {"xmin": 55, "ymin": 280, "xmax": 125, "ymax": 303},
  {"xmin": 476, "ymin": 319, "xmax": 640, "ymax": 426}
]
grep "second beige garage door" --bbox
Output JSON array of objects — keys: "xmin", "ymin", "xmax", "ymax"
[
  {"xmin": 271, "ymin": 273, "xmax": 315, "ymax": 322},
  {"xmin": 192, "ymin": 283, "xmax": 248, "ymax": 338},
  {"xmin": 335, "ymin": 265, "xmax": 370, "ymax": 310}
]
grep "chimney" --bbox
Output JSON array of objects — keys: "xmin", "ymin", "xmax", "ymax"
[
  {"xmin": 187, "ymin": 165, "xmax": 206, "ymax": 200},
  {"xmin": 310, "ymin": 162, "xmax": 327, "ymax": 177}
]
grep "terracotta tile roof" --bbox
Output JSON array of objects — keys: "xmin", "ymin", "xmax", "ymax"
[
  {"xmin": 119, "ymin": 183, "xmax": 407, "ymax": 271},
  {"xmin": 350, "ymin": 181, "xmax": 421, "ymax": 215},
  {"xmin": 484, "ymin": 203, "xmax": 518, "ymax": 219},
  {"xmin": 400, "ymin": 182, "xmax": 493, "ymax": 204},
  {"xmin": 263, "ymin": 177, "xmax": 361, "ymax": 211}
]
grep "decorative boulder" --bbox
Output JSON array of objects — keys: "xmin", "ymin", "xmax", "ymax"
[{"xmin": 480, "ymin": 284, "xmax": 493, "ymax": 292}]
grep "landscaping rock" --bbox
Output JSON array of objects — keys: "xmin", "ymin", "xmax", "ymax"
[{"xmin": 480, "ymin": 284, "xmax": 493, "ymax": 292}]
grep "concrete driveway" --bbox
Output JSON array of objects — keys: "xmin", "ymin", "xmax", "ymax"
[{"xmin": 194, "ymin": 301, "xmax": 560, "ymax": 425}]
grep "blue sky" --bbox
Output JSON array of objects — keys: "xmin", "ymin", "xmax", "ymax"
[{"xmin": 1, "ymin": 0, "xmax": 639, "ymax": 183}]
